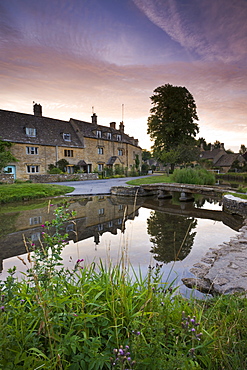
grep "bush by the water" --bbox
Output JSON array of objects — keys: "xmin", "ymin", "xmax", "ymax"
[
  {"xmin": 0, "ymin": 204, "xmax": 247, "ymax": 369},
  {"xmin": 171, "ymin": 167, "xmax": 216, "ymax": 185}
]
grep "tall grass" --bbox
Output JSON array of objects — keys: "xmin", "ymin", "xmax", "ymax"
[
  {"xmin": 171, "ymin": 167, "xmax": 216, "ymax": 185},
  {"xmin": 0, "ymin": 203, "xmax": 246, "ymax": 369}
]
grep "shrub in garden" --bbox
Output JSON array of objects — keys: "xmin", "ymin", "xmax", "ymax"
[{"xmin": 171, "ymin": 167, "xmax": 216, "ymax": 185}]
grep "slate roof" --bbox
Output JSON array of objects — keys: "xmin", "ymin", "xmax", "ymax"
[
  {"xmin": 70, "ymin": 118, "xmax": 139, "ymax": 146},
  {"xmin": 199, "ymin": 148, "xmax": 224, "ymax": 161},
  {"xmin": 214, "ymin": 153, "xmax": 244, "ymax": 167},
  {"xmin": 0, "ymin": 109, "xmax": 83, "ymax": 148},
  {"xmin": 0, "ymin": 108, "xmax": 140, "ymax": 148}
]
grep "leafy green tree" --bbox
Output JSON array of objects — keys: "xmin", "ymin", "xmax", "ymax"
[
  {"xmin": 147, "ymin": 84, "xmax": 199, "ymax": 170},
  {"xmin": 142, "ymin": 149, "xmax": 152, "ymax": 161},
  {"xmin": 0, "ymin": 139, "xmax": 18, "ymax": 172}
]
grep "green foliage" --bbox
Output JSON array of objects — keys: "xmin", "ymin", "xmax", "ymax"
[
  {"xmin": 171, "ymin": 167, "xmax": 216, "ymax": 185},
  {"xmin": 56, "ymin": 158, "xmax": 69, "ymax": 172},
  {"xmin": 0, "ymin": 139, "xmax": 18, "ymax": 171},
  {"xmin": 0, "ymin": 205, "xmax": 247, "ymax": 369},
  {"xmin": 147, "ymin": 84, "xmax": 199, "ymax": 159},
  {"xmin": 48, "ymin": 167, "xmax": 63, "ymax": 174},
  {"xmin": 0, "ymin": 183, "xmax": 74, "ymax": 204}
]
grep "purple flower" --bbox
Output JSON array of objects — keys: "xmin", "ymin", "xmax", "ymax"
[
  {"xmin": 0, "ymin": 306, "xmax": 5, "ymax": 312},
  {"xmin": 41, "ymin": 224, "xmax": 45, "ymax": 228},
  {"xmin": 76, "ymin": 259, "xmax": 84, "ymax": 263}
]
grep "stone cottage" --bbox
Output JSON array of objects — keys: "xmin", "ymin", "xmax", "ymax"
[
  {"xmin": 0, "ymin": 104, "xmax": 142, "ymax": 180},
  {"xmin": 199, "ymin": 143, "xmax": 246, "ymax": 173}
]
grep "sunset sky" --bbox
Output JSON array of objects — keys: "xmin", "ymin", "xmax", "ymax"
[{"xmin": 1, "ymin": 0, "xmax": 246, "ymax": 151}]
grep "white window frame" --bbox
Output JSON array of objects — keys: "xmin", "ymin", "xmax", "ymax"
[
  {"xmin": 96, "ymin": 130, "xmax": 102, "ymax": 138},
  {"xmin": 98, "ymin": 208, "xmax": 104, "ymax": 215},
  {"xmin": 26, "ymin": 146, "xmax": 38, "ymax": 155},
  {"xmin": 25, "ymin": 128, "xmax": 36, "ymax": 137},
  {"xmin": 63, "ymin": 133, "xmax": 71, "ymax": 141},
  {"xmin": 98, "ymin": 147, "xmax": 104, "ymax": 155},
  {"xmin": 98, "ymin": 164, "xmax": 103, "ymax": 172},
  {"xmin": 107, "ymin": 132, "xmax": 112, "ymax": 140},
  {"xmin": 118, "ymin": 149, "xmax": 123, "ymax": 156},
  {"xmin": 27, "ymin": 165, "xmax": 39, "ymax": 173},
  {"xmin": 116, "ymin": 134, "xmax": 121, "ymax": 141}
]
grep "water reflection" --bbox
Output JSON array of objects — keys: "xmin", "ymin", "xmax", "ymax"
[
  {"xmin": 0, "ymin": 195, "xmax": 244, "ymax": 296},
  {"xmin": 147, "ymin": 212, "xmax": 197, "ymax": 263}
]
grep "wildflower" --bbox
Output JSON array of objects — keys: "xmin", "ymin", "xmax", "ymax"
[
  {"xmin": 41, "ymin": 224, "xmax": 45, "ymax": 228},
  {"xmin": 76, "ymin": 259, "xmax": 84, "ymax": 263},
  {"xmin": 0, "ymin": 306, "xmax": 5, "ymax": 312}
]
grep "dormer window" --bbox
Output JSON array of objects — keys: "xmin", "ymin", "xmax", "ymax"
[
  {"xmin": 96, "ymin": 130, "xmax": 102, "ymax": 138},
  {"xmin": 107, "ymin": 132, "xmax": 112, "ymax": 140},
  {"xmin": 26, "ymin": 127, "xmax": 36, "ymax": 137},
  {"xmin": 63, "ymin": 133, "xmax": 71, "ymax": 141},
  {"xmin": 116, "ymin": 134, "xmax": 121, "ymax": 141}
]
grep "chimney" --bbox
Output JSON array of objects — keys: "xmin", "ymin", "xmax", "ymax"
[
  {"xmin": 134, "ymin": 139, "xmax": 139, "ymax": 146},
  {"xmin": 220, "ymin": 143, "xmax": 225, "ymax": 150},
  {"xmin": 110, "ymin": 122, "xmax": 116, "ymax": 129},
  {"xmin": 91, "ymin": 113, "xmax": 97, "ymax": 124},
  {"xmin": 210, "ymin": 144, "xmax": 214, "ymax": 151},
  {"xmin": 33, "ymin": 103, "xmax": 42, "ymax": 116},
  {"xmin": 119, "ymin": 121, "xmax": 124, "ymax": 132},
  {"xmin": 200, "ymin": 143, "xmax": 204, "ymax": 151}
]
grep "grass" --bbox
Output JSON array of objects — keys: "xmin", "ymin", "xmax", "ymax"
[
  {"xmin": 127, "ymin": 174, "xmax": 171, "ymax": 185},
  {"xmin": 0, "ymin": 204, "xmax": 247, "ymax": 369},
  {"xmin": 0, "ymin": 183, "xmax": 74, "ymax": 204}
]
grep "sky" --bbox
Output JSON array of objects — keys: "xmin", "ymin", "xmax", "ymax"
[{"xmin": 1, "ymin": 0, "xmax": 246, "ymax": 152}]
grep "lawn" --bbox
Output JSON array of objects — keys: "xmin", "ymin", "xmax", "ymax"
[{"xmin": 0, "ymin": 183, "xmax": 74, "ymax": 204}]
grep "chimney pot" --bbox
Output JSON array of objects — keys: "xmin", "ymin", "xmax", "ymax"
[
  {"xmin": 110, "ymin": 122, "xmax": 116, "ymax": 129},
  {"xmin": 33, "ymin": 103, "xmax": 42, "ymax": 116},
  {"xmin": 92, "ymin": 113, "xmax": 97, "ymax": 124}
]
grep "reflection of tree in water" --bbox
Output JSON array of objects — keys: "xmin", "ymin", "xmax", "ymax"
[{"xmin": 147, "ymin": 211, "xmax": 197, "ymax": 263}]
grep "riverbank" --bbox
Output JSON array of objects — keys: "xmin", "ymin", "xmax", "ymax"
[
  {"xmin": 1, "ymin": 205, "xmax": 247, "ymax": 369},
  {"xmin": 0, "ymin": 183, "xmax": 74, "ymax": 203}
]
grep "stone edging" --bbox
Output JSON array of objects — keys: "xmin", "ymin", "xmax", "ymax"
[
  {"xmin": 223, "ymin": 194, "xmax": 247, "ymax": 217},
  {"xmin": 182, "ymin": 219, "xmax": 247, "ymax": 295}
]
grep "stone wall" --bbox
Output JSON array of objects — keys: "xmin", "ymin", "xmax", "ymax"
[
  {"xmin": 0, "ymin": 174, "xmax": 14, "ymax": 183},
  {"xmin": 29, "ymin": 173, "xmax": 99, "ymax": 183},
  {"xmin": 223, "ymin": 194, "xmax": 247, "ymax": 217}
]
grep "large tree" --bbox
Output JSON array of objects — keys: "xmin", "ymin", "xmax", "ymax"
[
  {"xmin": 147, "ymin": 84, "xmax": 199, "ymax": 167},
  {"xmin": 0, "ymin": 139, "xmax": 18, "ymax": 171}
]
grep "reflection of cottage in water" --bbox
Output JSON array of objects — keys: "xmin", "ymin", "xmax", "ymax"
[{"xmin": 0, "ymin": 196, "xmax": 140, "ymax": 272}]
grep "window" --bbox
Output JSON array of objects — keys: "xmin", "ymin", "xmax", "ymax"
[
  {"xmin": 96, "ymin": 130, "xmax": 102, "ymax": 138},
  {"xmin": 27, "ymin": 165, "xmax": 39, "ymax": 173},
  {"xmin": 66, "ymin": 224, "xmax": 74, "ymax": 232},
  {"xmin": 107, "ymin": 132, "xmax": 112, "ymax": 140},
  {"xmin": 98, "ymin": 164, "xmax": 103, "ymax": 172},
  {"xmin": 118, "ymin": 204, "xmax": 123, "ymax": 211},
  {"xmin": 98, "ymin": 147, "xmax": 104, "ymax": 154},
  {"xmin": 25, "ymin": 127, "xmax": 36, "ymax": 137},
  {"xmin": 67, "ymin": 166, "xmax": 74, "ymax": 174},
  {"xmin": 116, "ymin": 134, "xmax": 121, "ymax": 141},
  {"xmin": 63, "ymin": 133, "xmax": 71, "ymax": 141},
  {"xmin": 108, "ymin": 221, "xmax": 113, "ymax": 227},
  {"xmin": 98, "ymin": 208, "xmax": 104, "ymax": 215},
  {"xmin": 31, "ymin": 232, "xmax": 41, "ymax": 241},
  {"xmin": 118, "ymin": 149, "xmax": 123, "ymax": 156},
  {"xmin": 98, "ymin": 224, "xmax": 104, "ymax": 231},
  {"xmin": 30, "ymin": 216, "xmax": 42, "ymax": 226},
  {"xmin": 26, "ymin": 146, "xmax": 38, "ymax": 155},
  {"xmin": 64, "ymin": 149, "xmax": 74, "ymax": 157}
]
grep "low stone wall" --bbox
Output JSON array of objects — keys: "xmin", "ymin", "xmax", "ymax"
[
  {"xmin": 0, "ymin": 174, "xmax": 14, "ymax": 184},
  {"xmin": 223, "ymin": 194, "xmax": 247, "ymax": 217},
  {"xmin": 30, "ymin": 173, "xmax": 99, "ymax": 183}
]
